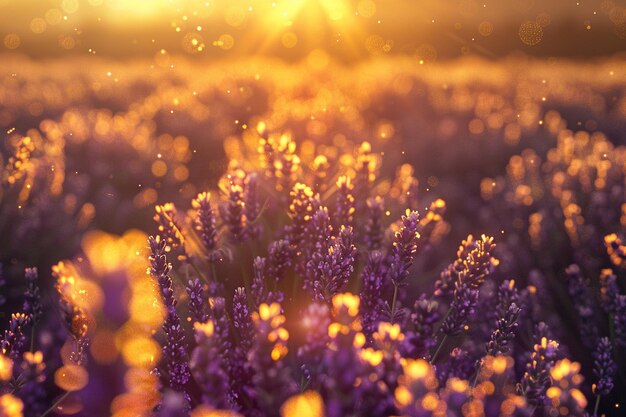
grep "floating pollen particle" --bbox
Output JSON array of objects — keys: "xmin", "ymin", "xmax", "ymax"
[{"xmin": 519, "ymin": 21, "xmax": 543, "ymax": 46}]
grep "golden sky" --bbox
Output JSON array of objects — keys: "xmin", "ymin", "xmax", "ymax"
[{"xmin": 1, "ymin": 0, "xmax": 625, "ymax": 61}]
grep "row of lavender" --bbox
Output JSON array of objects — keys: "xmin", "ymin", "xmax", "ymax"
[{"xmin": 3, "ymin": 120, "xmax": 624, "ymax": 416}]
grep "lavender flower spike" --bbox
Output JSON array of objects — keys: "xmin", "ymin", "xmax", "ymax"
[
  {"xmin": 192, "ymin": 191, "xmax": 220, "ymax": 261},
  {"xmin": 311, "ymin": 225, "xmax": 357, "ymax": 303},
  {"xmin": 185, "ymin": 278, "xmax": 208, "ymax": 324},
  {"xmin": 23, "ymin": 267, "xmax": 42, "ymax": 325},
  {"xmin": 389, "ymin": 209, "xmax": 420, "ymax": 287},
  {"xmin": 148, "ymin": 236, "xmax": 190, "ymax": 402},
  {"xmin": 592, "ymin": 337, "xmax": 616, "ymax": 398}
]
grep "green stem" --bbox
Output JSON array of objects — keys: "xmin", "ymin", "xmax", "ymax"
[
  {"xmin": 594, "ymin": 395, "xmax": 601, "ymax": 417},
  {"xmin": 188, "ymin": 261, "xmax": 208, "ymax": 284},
  {"xmin": 390, "ymin": 284, "xmax": 399, "ymax": 324},
  {"xmin": 39, "ymin": 391, "xmax": 70, "ymax": 417},
  {"xmin": 430, "ymin": 334, "xmax": 448, "ymax": 364},
  {"xmin": 471, "ymin": 364, "xmax": 481, "ymax": 394}
]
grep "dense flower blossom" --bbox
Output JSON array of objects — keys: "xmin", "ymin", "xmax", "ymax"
[
  {"xmin": 190, "ymin": 320, "xmax": 232, "ymax": 409},
  {"xmin": 519, "ymin": 334, "xmax": 560, "ymax": 407},
  {"xmin": 388, "ymin": 210, "xmax": 421, "ymax": 287},
  {"xmin": 185, "ymin": 278, "xmax": 208, "ymax": 324},
  {"xmin": 223, "ymin": 181, "xmax": 247, "ymax": 242},
  {"xmin": 154, "ymin": 203, "xmax": 187, "ymax": 258},
  {"xmin": 148, "ymin": 236, "xmax": 190, "ymax": 403},
  {"xmin": 192, "ymin": 191, "xmax": 219, "ymax": 261},
  {"xmin": 309, "ymin": 225, "xmax": 357, "ymax": 303},
  {"xmin": 363, "ymin": 197, "xmax": 385, "ymax": 250},
  {"xmin": 22, "ymin": 267, "xmax": 42, "ymax": 325},
  {"xmin": 592, "ymin": 337, "xmax": 615, "ymax": 397},
  {"xmin": 485, "ymin": 302, "xmax": 520, "ymax": 356},
  {"xmin": 360, "ymin": 251, "xmax": 387, "ymax": 340},
  {"xmin": 566, "ymin": 264, "xmax": 600, "ymax": 349},
  {"xmin": 249, "ymin": 303, "xmax": 297, "ymax": 416},
  {"xmin": 333, "ymin": 175, "xmax": 355, "ymax": 231},
  {"xmin": 4, "ymin": 110, "xmax": 626, "ymax": 417}
]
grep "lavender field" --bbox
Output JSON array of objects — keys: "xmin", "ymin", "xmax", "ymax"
[{"xmin": 1, "ymin": 2, "xmax": 626, "ymax": 417}]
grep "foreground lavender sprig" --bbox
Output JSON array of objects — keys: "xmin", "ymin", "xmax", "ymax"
[
  {"xmin": 148, "ymin": 236, "xmax": 190, "ymax": 405},
  {"xmin": 249, "ymin": 303, "xmax": 297, "ymax": 416},
  {"xmin": 387, "ymin": 210, "xmax": 420, "ymax": 323},
  {"xmin": 0, "ymin": 313, "xmax": 29, "ymax": 360},
  {"xmin": 23, "ymin": 267, "xmax": 42, "ymax": 325},
  {"xmin": 364, "ymin": 197, "xmax": 385, "ymax": 250},
  {"xmin": 231, "ymin": 287, "xmax": 255, "ymax": 404},
  {"xmin": 190, "ymin": 321, "xmax": 232, "ymax": 409},
  {"xmin": 519, "ymin": 331, "xmax": 559, "ymax": 407},
  {"xmin": 185, "ymin": 278, "xmax": 208, "ymax": 324},
  {"xmin": 360, "ymin": 251, "xmax": 386, "ymax": 340},
  {"xmin": 435, "ymin": 235, "xmax": 497, "ymax": 362},
  {"xmin": 192, "ymin": 191, "xmax": 220, "ymax": 261},
  {"xmin": 592, "ymin": 337, "xmax": 616, "ymax": 415},
  {"xmin": 310, "ymin": 225, "xmax": 357, "ymax": 303},
  {"xmin": 566, "ymin": 264, "xmax": 600, "ymax": 349},
  {"xmin": 484, "ymin": 303, "xmax": 521, "ymax": 368}
]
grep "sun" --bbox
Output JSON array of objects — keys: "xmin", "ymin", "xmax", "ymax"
[{"xmin": 253, "ymin": 0, "xmax": 364, "ymax": 55}]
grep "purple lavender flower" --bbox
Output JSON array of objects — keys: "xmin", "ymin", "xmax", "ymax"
[
  {"xmin": 438, "ymin": 235, "xmax": 497, "ymax": 347},
  {"xmin": 287, "ymin": 183, "xmax": 316, "ymax": 249},
  {"xmin": 148, "ymin": 236, "xmax": 190, "ymax": 399},
  {"xmin": 360, "ymin": 251, "xmax": 386, "ymax": 340},
  {"xmin": 244, "ymin": 172, "xmax": 262, "ymax": 239},
  {"xmin": 251, "ymin": 256, "xmax": 284, "ymax": 308},
  {"xmin": 0, "ymin": 313, "xmax": 29, "ymax": 360},
  {"xmin": 566, "ymin": 264, "xmax": 600, "ymax": 349},
  {"xmin": 433, "ymin": 234, "xmax": 496, "ymax": 300},
  {"xmin": 363, "ymin": 196, "xmax": 385, "ymax": 250},
  {"xmin": 223, "ymin": 182, "xmax": 246, "ymax": 242},
  {"xmin": 23, "ymin": 267, "xmax": 42, "ymax": 325},
  {"xmin": 266, "ymin": 239, "xmax": 293, "ymax": 284},
  {"xmin": 231, "ymin": 288, "xmax": 255, "ymax": 406},
  {"xmin": 192, "ymin": 191, "xmax": 220, "ymax": 261},
  {"xmin": 321, "ymin": 293, "xmax": 365, "ymax": 417},
  {"xmin": 436, "ymin": 347, "xmax": 475, "ymax": 384},
  {"xmin": 300, "ymin": 206, "xmax": 333, "ymax": 292},
  {"xmin": 232, "ymin": 287, "xmax": 254, "ymax": 347},
  {"xmin": 154, "ymin": 203, "xmax": 187, "ymax": 259},
  {"xmin": 18, "ymin": 351, "xmax": 47, "ymax": 416},
  {"xmin": 440, "ymin": 282, "xmax": 479, "ymax": 337},
  {"xmin": 333, "ymin": 175, "xmax": 355, "ymax": 230},
  {"xmin": 519, "ymin": 334, "xmax": 559, "ymax": 406},
  {"xmin": 400, "ymin": 295, "xmax": 440, "ymax": 359},
  {"xmin": 208, "ymin": 297, "xmax": 233, "ymax": 378},
  {"xmin": 614, "ymin": 295, "xmax": 626, "ymax": 347},
  {"xmin": 604, "ymin": 233, "xmax": 626, "ymax": 269},
  {"xmin": 310, "ymin": 225, "xmax": 357, "ymax": 303},
  {"xmin": 248, "ymin": 302, "xmax": 296, "ymax": 415},
  {"xmin": 485, "ymin": 302, "xmax": 520, "ymax": 356},
  {"xmin": 297, "ymin": 303, "xmax": 331, "ymax": 386},
  {"xmin": 190, "ymin": 320, "xmax": 232, "ymax": 409},
  {"xmin": 416, "ymin": 199, "xmax": 447, "ymax": 251},
  {"xmin": 185, "ymin": 278, "xmax": 208, "ymax": 324},
  {"xmin": 592, "ymin": 337, "xmax": 615, "ymax": 397},
  {"xmin": 598, "ymin": 269, "xmax": 619, "ymax": 315},
  {"xmin": 388, "ymin": 209, "xmax": 420, "ymax": 287},
  {"xmin": 597, "ymin": 269, "xmax": 626, "ymax": 350}
]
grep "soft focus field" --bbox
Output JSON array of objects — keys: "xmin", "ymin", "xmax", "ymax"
[{"xmin": 1, "ymin": 54, "xmax": 625, "ymax": 417}]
